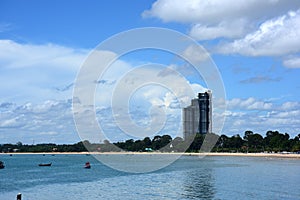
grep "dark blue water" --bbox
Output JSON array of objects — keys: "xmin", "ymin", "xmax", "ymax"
[{"xmin": 0, "ymin": 154, "xmax": 299, "ymax": 200}]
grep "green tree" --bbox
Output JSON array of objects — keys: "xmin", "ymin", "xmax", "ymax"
[
  {"xmin": 143, "ymin": 137, "xmax": 152, "ymax": 148},
  {"xmin": 264, "ymin": 131, "xmax": 291, "ymax": 152},
  {"xmin": 243, "ymin": 130, "xmax": 254, "ymax": 141},
  {"xmin": 152, "ymin": 135, "xmax": 162, "ymax": 150},
  {"xmin": 161, "ymin": 135, "xmax": 172, "ymax": 146},
  {"xmin": 228, "ymin": 134, "xmax": 243, "ymax": 151},
  {"xmin": 215, "ymin": 134, "xmax": 229, "ymax": 151},
  {"xmin": 244, "ymin": 131, "xmax": 263, "ymax": 152}
]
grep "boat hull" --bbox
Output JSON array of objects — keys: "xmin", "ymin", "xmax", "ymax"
[
  {"xmin": 0, "ymin": 161, "xmax": 4, "ymax": 169},
  {"xmin": 38, "ymin": 163, "xmax": 52, "ymax": 167}
]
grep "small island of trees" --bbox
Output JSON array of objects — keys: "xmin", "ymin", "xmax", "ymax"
[{"xmin": 1, "ymin": 130, "xmax": 300, "ymax": 153}]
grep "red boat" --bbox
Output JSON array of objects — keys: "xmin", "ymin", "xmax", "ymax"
[{"xmin": 84, "ymin": 162, "xmax": 91, "ymax": 169}]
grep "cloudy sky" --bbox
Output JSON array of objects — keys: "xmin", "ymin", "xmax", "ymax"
[{"xmin": 1, "ymin": 0, "xmax": 300, "ymax": 144}]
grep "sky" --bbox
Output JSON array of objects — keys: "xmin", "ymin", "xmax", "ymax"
[{"xmin": 1, "ymin": 0, "xmax": 300, "ymax": 144}]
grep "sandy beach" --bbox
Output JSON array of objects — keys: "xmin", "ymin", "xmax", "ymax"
[{"xmin": 2, "ymin": 152, "xmax": 300, "ymax": 159}]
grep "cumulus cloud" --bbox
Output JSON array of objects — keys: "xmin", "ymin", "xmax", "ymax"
[
  {"xmin": 222, "ymin": 97, "xmax": 300, "ymax": 136},
  {"xmin": 227, "ymin": 97, "xmax": 273, "ymax": 110},
  {"xmin": 217, "ymin": 10, "xmax": 300, "ymax": 56},
  {"xmin": 93, "ymin": 61, "xmax": 211, "ymax": 140},
  {"xmin": 182, "ymin": 45, "xmax": 209, "ymax": 63},
  {"xmin": 189, "ymin": 19, "xmax": 248, "ymax": 40},
  {"xmin": 140, "ymin": 1, "xmax": 300, "ymax": 136},
  {"xmin": 143, "ymin": 0, "xmax": 300, "ymax": 64},
  {"xmin": 280, "ymin": 101, "xmax": 300, "ymax": 110},
  {"xmin": 0, "ymin": 40, "xmax": 88, "ymax": 69},
  {"xmin": 283, "ymin": 56, "xmax": 300, "ymax": 68},
  {"xmin": 0, "ymin": 40, "xmax": 89, "ymax": 103},
  {"xmin": 98, "ymin": 64, "xmax": 204, "ymax": 139},
  {"xmin": 0, "ymin": 99, "xmax": 78, "ymax": 143},
  {"xmin": 2, "ymin": 95, "xmax": 300, "ymax": 143},
  {"xmin": 143, "ymin": 0, "xmax": 300, "ymax": 40},
  {"xmin": 0, "ymin": 39, "xmax": 211, "ymax": 143},
  {"xmin": 0, "ymin": 117, "xmax": 23, "ymax": 128},
  {"xmin": 143, "ymin": 0, "xmax": 298, "ymax": 24}
]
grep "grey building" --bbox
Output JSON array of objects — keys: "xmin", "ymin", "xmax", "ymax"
[{"xmin": 183, "ymin": 91, "xmax": 212, "ymax": 140}]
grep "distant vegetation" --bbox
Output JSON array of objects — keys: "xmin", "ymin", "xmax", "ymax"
[
  {"xmin": 1, "ymin": 130, "xmax": 300, "ymax": 153},
  {"xmin": 214, "ymin": 130, "xmax": 300, "ymax": 153}
]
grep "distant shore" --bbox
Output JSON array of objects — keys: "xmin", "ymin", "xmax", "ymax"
[{"xmin": 2, "ymin": 152, "xmax": 300, "ymax": 159}]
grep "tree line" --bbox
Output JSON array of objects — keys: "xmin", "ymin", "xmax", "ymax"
[
  {"xmin": 215, "ymin": 130, "xmax": 300, "ymax": 153},
  {"xmin": 1, "ymin": 130, "xmax": 300, "ymax": 153}
]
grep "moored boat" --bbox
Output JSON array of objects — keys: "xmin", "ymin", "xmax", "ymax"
[
  {"xmin": 0, "ymin": 161, "xmax": 4, "ymax": 169},
  {"xmin": 38, "ymin": 163, "xmax": 52, "ymax": 167},
  {"xmin": 84, "ymin": 162, "xmax": 91, "ymax": 169}
]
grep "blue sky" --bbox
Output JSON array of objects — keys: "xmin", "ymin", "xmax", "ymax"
[{"xmin": 1, "ymin": 0, "xmax": 300, "ymax": 144}]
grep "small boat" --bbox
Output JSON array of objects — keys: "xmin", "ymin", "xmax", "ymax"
[
  {"xmin": 84, "ymin": 162, "xmax": 91, "ymax": 169},
  {"xmin": 38, "ymin": 163, "xmax": 52, "ymax": 167},
  {"xmin": 0, "ymin": 161, "xmax": 5, "ymax": 169}
]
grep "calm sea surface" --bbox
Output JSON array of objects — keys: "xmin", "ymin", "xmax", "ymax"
[{"xmin": 0, "ymin": 154, "xmax": 299, "ymax": 200}]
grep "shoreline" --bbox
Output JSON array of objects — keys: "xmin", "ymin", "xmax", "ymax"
[{"xmin": 1, "ymin": 152, "xmax": 300, "ymax": 159}]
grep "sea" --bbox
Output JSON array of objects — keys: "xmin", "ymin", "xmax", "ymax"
[{"xmin": 0, "ymin": 154, "xmax": 299, "ymax": 200}]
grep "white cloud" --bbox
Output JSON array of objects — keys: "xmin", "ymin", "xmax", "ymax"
[
  {"xmin": 91, "ymin": 61, "xmax": 212, "ymax": 140},
  {"xmin": 283, "ymin": 56, "xmax": 300, "ymax": 68},
  {"xmin": 0, "ymin": 39, "xmax": 211, "ymax": 143},
  {"xmin": 144, "ymin": 0, "xmax": 300, "ymax": 66},
  {"xmin": 189, "ymin": 19, "xmax": 247, "ymax": 40},
  {"xmin": 0, "ymin": 40, "xmax": 90, "ymax": 103},
  {"xmin": 0, "ymin": 40, "xmax": 88, "ymax": 70},
  {"xmin": 217, "ymin": 10, "xmax": 300, "ymax": 56},
  {"xmin": 2, "ymin": 36, "xmax": 299, "ymax": 143},
  {"xmin": 227, "ymin": 97, "xmax": 273, "ymax": 110},
  {"xmin": 280, "ymin": 101, "xmax": 300, "ymax": 110},
  {"xmin": 143, "ymin": 0, "xmax": 300, "ymax": 40},
  {"xmin": 182, "ymin": 45, "xmax": 209, "ymax": 63},
  {"xmin": 0, "ymin": 117, "xmax": 20, "ymax": 128},
  {"xmin": 0, "ymin": 99, "xmax": 79, "ymax": 143},
  {"xmin": 143, "ymin": 0, "xmax": 298, "ymax": 24},
  {"xmin": 227, "ymin": 97, "xmax": 300, "ymax": 113},
  {"xmin": 224, "ymin": 110, "xmax": 245, "ymax": 117},
  {"xmin": 2, "ymin": 95, "xmax": 300, "ymax": 143},
  {"xmin": 222, "ymin": 97, "xmax": 300, "ymax": 136}
]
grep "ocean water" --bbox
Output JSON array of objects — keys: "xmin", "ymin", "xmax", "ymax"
[{"xmin": 0, "ymin": 154, "xmax": 299, "ymax": 200}]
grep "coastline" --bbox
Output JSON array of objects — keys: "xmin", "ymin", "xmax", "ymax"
[{"xmin": 2, "ymin": 152, "xmax": 300, "ymax": 159}]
